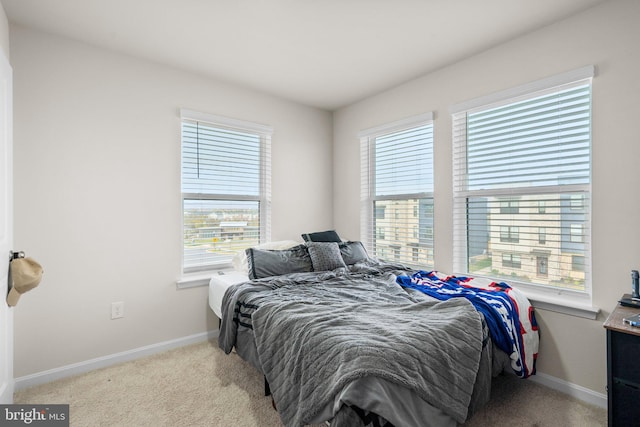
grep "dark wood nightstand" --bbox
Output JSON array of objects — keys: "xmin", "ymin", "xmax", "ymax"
[{"xmin": 603, "ymin": 300, "xmax": 640, "ymax": 427}]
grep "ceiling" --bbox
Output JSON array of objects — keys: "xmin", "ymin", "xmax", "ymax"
[{"xmin": 1, "ymin": 0, "xmax": 607, "ymax": 111}]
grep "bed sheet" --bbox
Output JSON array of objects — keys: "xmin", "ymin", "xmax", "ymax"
[{"xmin": 208, "ymin": 272, "xmax": 249, "ymax": 318}]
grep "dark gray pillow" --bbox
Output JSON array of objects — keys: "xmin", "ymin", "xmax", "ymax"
[
  {"xmin": 301, "ymin": 230, "xmax": 342, "ymax": 242},
  {"xmin": 306, "ymin": 242, "xmax": 347, "ymax": 272},
  {"xmin": 246, "ymin": 244, "xmax": 312, "ymax": 279},
  {"xmin": 339, "ymin": 241, "xmax": 369, "ymax": 265}
]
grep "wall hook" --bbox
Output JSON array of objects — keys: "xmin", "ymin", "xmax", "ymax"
[{"xmin": 10, "ymin": 251, "xmax": 25, "ymax": 260}]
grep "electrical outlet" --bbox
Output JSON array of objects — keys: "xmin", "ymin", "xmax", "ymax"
[{"xmin": 111, "ymin": 301, "xmax": 124, "ymax": 319}]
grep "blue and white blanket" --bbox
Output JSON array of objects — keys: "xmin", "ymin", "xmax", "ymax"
[{"xmin": 397, "ymin": 270, "xmax": 539, "ymax": 378}]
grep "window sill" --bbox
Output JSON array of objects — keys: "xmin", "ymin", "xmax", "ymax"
[
  {"xmin": 523, "ymin": 292, "xmax": 600, "ymax": 320},
  {"xmin": 176, "ymin": 270, "xmax": 234, "ymax": 289},
  {"xmin": 457, "ymin": 274, "xmax": 600, "ymax": 319},
  {"xmin": 176, "ymin": 274, "xmax": 212, "ymax": 289}
]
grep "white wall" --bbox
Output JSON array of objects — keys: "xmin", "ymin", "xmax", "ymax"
[
  {"xmin": 334, "ymin": 0, "xmax": 640, "ymax": 394},
  {"xmin": 0, "ymin": 2, "xmax": 8, "ymax": 58},
  {"xmin": 10, "ymin": 25, "xmax": 333, "ymax": 377}
]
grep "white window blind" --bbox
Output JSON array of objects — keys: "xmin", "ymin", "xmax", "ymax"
[
  {"xmin": 181, "ymin": 110, "xmax": 272, "ymax": 272},
  {"xmin": 360, "ymin": 113, "xmax": 434, "ymax": 268},
  {"xmin": 452, "ymin": 69, "xmax": 592, "ymax": 302}
]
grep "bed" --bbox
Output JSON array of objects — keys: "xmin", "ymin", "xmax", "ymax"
[{"xmin": 213, "ymin": 240, "xmax": 538, "ymax": 427}]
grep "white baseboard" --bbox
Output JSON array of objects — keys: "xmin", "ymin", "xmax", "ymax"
[
  {"xmin": 0, "ymin": 380, "xmax": 14, "ymax": 404},
  {"xmin": 14, "ymin": 330, "xmax": 219, "ymax": 391},
  {"xmin": 530, "ymin": 371, "xmax": 607, "ymax": 409}
]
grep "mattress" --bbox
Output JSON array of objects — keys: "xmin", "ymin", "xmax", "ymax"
[{"xmin": 208, "ymin": 272, "xmax": 249, "ymax": 318}]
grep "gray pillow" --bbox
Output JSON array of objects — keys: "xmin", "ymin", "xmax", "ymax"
[
  {"xmin": 339, "ymin": 241, "xmax": 369, "ymax": 265},
  {"xmin": 246, "ymin": 244, "xmax": 313, "ymax": 279},
  {"xmin": 306, "ymin": 242, "xmax": 347, "ymax": 272},
  {"xmin": 301, "ymin": 230, "xmax": 342, "ymax": 242}
]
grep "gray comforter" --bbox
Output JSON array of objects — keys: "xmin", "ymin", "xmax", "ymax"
[{"xmin": 218, "ymin": 263, "xmax": 492, "ymax": 426}]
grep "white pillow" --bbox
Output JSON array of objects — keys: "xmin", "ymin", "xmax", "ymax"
[{"xmin": 231, "ymin": 240, "xmax": 301, "ymax": 273}]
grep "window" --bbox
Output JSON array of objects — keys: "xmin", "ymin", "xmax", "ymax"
[
  {"xmin": 452, "ymin": 66, "xmax": 593, "ymax": 304},
  {"xmin": 500, "ymin": 226, "xmax": 519, "ymax": 243},
  {"xmin": 500, "ymin": 200, "xmax": 520, "ymax": 214},
  {"xmin": 502, "ymin": 253, "xmax": 522, "ymax": 269},
  {"xmin": 181, "ymin": 109, "xmax": 272, "ymax": 272},
  {"xmin": 572, "ymin": 255, "xmax": 585, "ymax": 272},
  {"xmin": 538, "ymin": 200, "xmax": 546, "ymax": 214},
  {"xmin": 538, "ymin": 227, "xmax": 546, "ymax": 244},
  {"xmin": 570, "ymin": 223, "xmax": 584, "ymax": 243},
  {"xmin": 570, "ymin": 194, "xmax": 584, "ymax": 210},
  {"xmin": 360, "ymin": 113, "xmax": 434, "ymax": 268},
  {"xmin": 423, "ymin": 227, "xmax": 434, "ymax": 240},
  {"xmin": 412, "ymin": 247, "xmax": 420, "ymax": 263}
]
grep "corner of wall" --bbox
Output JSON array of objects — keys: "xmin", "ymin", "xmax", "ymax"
[{"xmin": 0, "ymin": 3, "xmax": 9, "ymax": 60}]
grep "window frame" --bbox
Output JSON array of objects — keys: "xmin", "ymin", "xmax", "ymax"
[
  {"xmin": 180, "ymin": 109, "xmax": 272, "ymax": 274},
  {"xmin": 450, "ymin": 66, "xmax": 594, "ymax": 309},
  {"xmin": 359, "ymin": 113, "xmax": 435, "ymax": 269}
]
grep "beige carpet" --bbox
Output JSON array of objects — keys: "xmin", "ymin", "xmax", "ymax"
[{"xmin": 15, "ymin": 340, "xmax": 606, "ymax": 426}]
